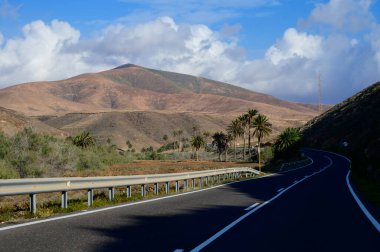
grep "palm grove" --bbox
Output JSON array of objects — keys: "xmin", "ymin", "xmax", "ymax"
[
  {"xmin": 164, "ymin": 109, "xmax": 301, "ymax": 171},
  {"xmin": 0, "ymin": 109, "xmax": 301, "ymax": 179}
]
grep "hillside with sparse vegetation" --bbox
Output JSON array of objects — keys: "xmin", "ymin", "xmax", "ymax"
[{"xmin": 300, "ymin": 82, "xmax": 380, "ymax": 208}]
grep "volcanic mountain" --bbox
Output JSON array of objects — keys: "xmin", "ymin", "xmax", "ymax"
[
  {"xmin": 301, "ymin": 82, "xmax": 380, "ymax": 181},
  {"xmin": 0, "ymin": 106, "xmax": 66, "ymax": 137},
  {"xmin": 0, "ymin": 64, "xmax": 325, "ymax": 149}
]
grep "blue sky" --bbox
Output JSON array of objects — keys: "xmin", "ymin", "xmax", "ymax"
[{"xmin": 1, "ymin": 0, "xmax": 380, "ymax": 104}]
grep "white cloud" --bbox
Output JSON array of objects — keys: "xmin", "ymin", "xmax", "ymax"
[
  {"xmin": 0, "ymin": 17, "xmax": 241, "ymax": 87},
  {"xmin": 265, "ymin": 28, "xmax": 323, "ymax": 65},
  {"xmin": 307, "ymin": 0, "xmax": 375, "ymax": 32},
  {"xmin": 229, "ymin": 27, "xmax": 380, "ymax": 103},
  {"xmin": 1, "ymin": 0, "xmax": 380, "ymax": 104},
  {"xmin": 0, "ymin": 20, "xmax": 107, "ymax": 86}
]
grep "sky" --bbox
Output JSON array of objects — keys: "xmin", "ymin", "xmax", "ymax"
[{"xmin": 0, "ymin": 0, "xmax": 380, "ymax": 104}]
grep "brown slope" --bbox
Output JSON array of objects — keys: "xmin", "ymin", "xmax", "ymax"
[
  {"xmin": 0, "ymin": 64, "xmax": 327, "ymax": 147},
  {"xmin": 44, "ymin": 110, "xmax": 305, "ymax": 150},
  {"xmin": 0, "ymin": 107, "xmax": 66, "ymax": 137},
  {"xmin": 0, "ymin": 64, "xmax": 323, "ymax": 117}
]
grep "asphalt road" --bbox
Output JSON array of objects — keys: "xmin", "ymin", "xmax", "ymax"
[{"xmin": 0, "ymin": 149, "xmax": 379, "ymax": 251}]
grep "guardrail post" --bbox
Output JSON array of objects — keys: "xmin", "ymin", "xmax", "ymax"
[
  {"xmin": 126, "ymin": 185, "xmax": 131, "ymax": 198},
  {"xmin": 29, "ymin": 193, "xmax": 36, "ymax": 214},
  {"xmin": 141, "ymin": 184, "xmax": 146, "ymax": 197},
  {"xmin": 87, "ymin": 189, "xmax": 93, "ymax": 207},
  {"xmin": 108, "ymin": 187, "xmax": 115, "ymax": 201},
  {"xmin": 206, "ymin": 176, "xmax": 209, "ymax": 186},
  {"xmin": 199, "ymin": 177, "xmax": 202, "ymax": 188},
  {"xmin": 192, "ymin": 178, "xmax": 195, "ymax": 189},
  {"xmin": 211, "ymin": 176, "xmax": 214, "ymax": 185},
  {"xmin": 154, "ymin": 183, "xmax": 158, "ymax": 195},
  {"xmin": 165, "ymin": 182, "xmax": 169, "ymax": 194},
  {"xmin": 61, "ymin": 191, "xmax": 68, "ymax": 209},
  {"xmin": 218, "ymin": 175, "xmax": 221, "ymax": 183},
  {"xmin": 184, "ymin": 180, "xmax": 188, "ymax": 191},
  {"xmin": 175, "ymin": 181, "xmax": 179, "ymax": 192}
]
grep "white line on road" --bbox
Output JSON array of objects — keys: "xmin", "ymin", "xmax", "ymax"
[
  {"xmin": 173, "ymin": 249, "xmax": 184, "ymax": 252},
  {"xmin": 190, "ymin": 155, "xmax": 332, "ymax": 252},
  {"xmin": 346, "ymin": 170, "xmax": 380, "ymax": 233},
  {"xmin": 0, "ymin": 173, "xmax": 276, "ymax": 232},
  {"xmin": 277, "ymin": 188, "xmax": 285, "ymax": 192},
  {"xmin": 244, "ymin": 202, "xmax": 260, "ymax": 211},
  {"xmin": 278, "ymin": 157, "xmax": 314, "ymax": 173},
  {"xmin": 293, "ymin": 180, "xmax": 298, "ymax": 184},
  {"xmin": 306, "ymin": 148, "xmax": 380, "ymax": 233}
]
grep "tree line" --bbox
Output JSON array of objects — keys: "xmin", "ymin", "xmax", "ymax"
[{"xmin": 168, "ymin": 108, "xmax": 301, "ymax": 170}]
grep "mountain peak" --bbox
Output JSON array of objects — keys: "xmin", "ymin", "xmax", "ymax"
[{"xmin": 113, "ymin": 63, "xmax": 142, "ymax": 70}]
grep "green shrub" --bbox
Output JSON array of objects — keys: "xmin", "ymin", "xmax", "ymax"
[{"xmin": 0, "ymin": 160, "xmax": 19, "ymax": 179}]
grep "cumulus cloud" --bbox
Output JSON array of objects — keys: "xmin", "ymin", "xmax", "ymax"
[
  {"xmin": 306, "ymin": 0, "xmax": 375, "ymax": 32},
  {"xmin": 0, "ymin": 20, "xmax": 103, "ymax": 85},
  {"xmin": 265, "ymin": 28, "xmax": 323, "ymax": 65},
  {"xmin": 0, "ymin": 17, "xmax": 242, "ymax": 87},
  {"xmin": 0, "ymin": 0, "xmax": 380, "ymax": 104},
  {"xmin": 232, "ymin": 29, "xmax": 379, "ymax": 103}
]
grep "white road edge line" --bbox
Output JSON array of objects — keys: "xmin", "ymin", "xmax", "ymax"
[
  {"xmin": 279, "ymin": 157, "xmax": 314, "ymax": 173},
  {"xmin": 190, "ymin": 155, "xmax": 332, "ymax": 252},
  {"xmin": 346, "ymin": 170, "xmax": 380, "ymax": 233},
  {"xmin": 306, "ymin": 148, "xmax": 380, "ymax": 233},
  {"xmin": 277, "ymin": 188, "xmax": 284, "ymax": 193},
  {"xmin": 0, "ymin": 173, "xmax": 275, "ymax": 232},
  {"xmin": 244, "ymin": 202, "xmax": 260, "ymax": 211},
  {"xmin": 173, "ymin": 249, "xmax": 184, "ymax": 252}
]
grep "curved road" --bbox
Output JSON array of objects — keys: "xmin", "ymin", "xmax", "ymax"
[{"xmin": 0, "ymin": 149, "xmax": 379, "ymax": 251}]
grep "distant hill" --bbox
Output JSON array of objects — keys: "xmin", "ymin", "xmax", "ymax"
[
  {"xmin": 0, "ymin": 64, "xmax": 328, "ymax": 149},
  {"xmin": 0, "ymin": 64, "xmax": 323, "ymax": 116},
  {"xmin": 301, "ymin": 82, "xmax": 380, "ymax": 181},
  {"xmin": 0, "ymin": 107, "xmax": 66, "ymax": 137}
]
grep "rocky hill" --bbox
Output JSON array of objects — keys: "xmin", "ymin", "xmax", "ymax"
[
  {"xmin": 0, "ymin": 64, "xmax": 327, "ymax": 149},
  {"xmin": 0, "ymin": 107, "xmax": 66, "ymax": 137},
  {"xmin": 301, "ymin": 82, "xmax": 380, "ymax": 181}
]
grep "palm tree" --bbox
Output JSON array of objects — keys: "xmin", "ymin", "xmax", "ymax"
[
  {"xmin": 177, "ymin": 130, "xmax": 184, "ymax": 152},
  {"xmin": 246, "ymin": 109, "xmax": 258, "ymax": 155},
  {"xmin": 238, "ymin": 114, "xmax": 249, "ymax": 160},
  {"xmin": 191, "ymin": 125, "xmax": 200, "ymax": 158},
  {"xmin": 273, "ymin": 127, "xmax": 301, "ymax": 156},
  {"xmin": 225, "ymin": 134, "xmax": 232, "ymax": 162},
  {"xmin": 252, "ymin": 114, "xmax": 272, "ymax": 171},
  {"xmin": 212, "ymin": 132, "xmax": 227, "ymax": 162},
  {"xmin": 227, "ymin": 119, "xmax": 244, "ymax": 161},
  {"xmin": 72, "ymin": 131, "xmax": 96, "ymax": 148},
  {"xmin": 172, "ymin": 130, "xmax": 183, "ymax": 152},
  {"xmin": 191, "ymin": 135, "xmax": 206, "ymax": 161},
  {"xmin": 172, "ymin": 130, "xmax": 179, "ymax": 151},
  {"xmin": 192, "ymin": 125, "xmax": 200, "ymax": 136}
]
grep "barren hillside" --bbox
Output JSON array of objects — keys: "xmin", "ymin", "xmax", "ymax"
[{"xmin": 0, "ymin": 64, "xmax": 327, "ymax": 148}]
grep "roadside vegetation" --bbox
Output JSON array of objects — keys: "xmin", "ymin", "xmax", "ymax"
[
  {"xmin": 0, "ymin": 108, "xmax": 291, "ymax": 180},
  {"xmin": 0, "ymin": 107, "xmax": 328, "ymax": 223},
  {"xmin": 0, "ymin": 128, "xmax": 134, "ymax": 179}
]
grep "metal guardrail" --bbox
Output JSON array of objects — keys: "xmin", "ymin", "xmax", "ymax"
[{"xmin": 0, "ymin": 167, "xmax": 259, "ymax": 214}]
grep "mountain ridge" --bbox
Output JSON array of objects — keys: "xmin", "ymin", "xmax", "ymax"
[{"xmin": 0, "ymin": 64, "xmax": 327, "ymax": 149}]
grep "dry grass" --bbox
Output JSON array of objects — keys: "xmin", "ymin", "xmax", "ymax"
[
  {"xmin": 0, "ymin": 160, "xmax": 258, "ymax": 224},
  {"xmin": 63, "ymin": 160, "xmax": 258, "ymax": 177}
]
